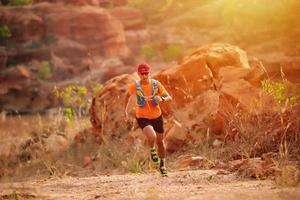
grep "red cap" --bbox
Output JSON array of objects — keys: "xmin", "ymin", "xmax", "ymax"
[{"xmin": 137, "ymin": 63, "xmax": 150, "ymax": 73}]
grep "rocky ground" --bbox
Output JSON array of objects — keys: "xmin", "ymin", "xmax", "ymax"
[
  {"xmin": 1, "ymin": 169, "xmax": 300, "ymax": 200},
  {"xmin": 1, "ymin": 1, "xmax": 300, "ymax": 199}
]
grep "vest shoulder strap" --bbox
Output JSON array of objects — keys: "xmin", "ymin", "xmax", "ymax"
[
  {"xmin": 136, "ymin": 80, "xmax": 141, "ymax": 89},
  {"xmin": 151, "ymin": 79, "xmax": 158, "ymax": 94}
]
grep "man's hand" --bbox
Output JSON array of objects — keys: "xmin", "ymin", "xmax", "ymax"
[{"xmin": 153, "ymin": 95, "xmax": 163, "ymax": 102}]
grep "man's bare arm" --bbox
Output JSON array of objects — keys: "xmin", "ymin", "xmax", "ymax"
[{"xmin": 124, "ymin": 92, "xmax": 131, "ymax": 121}]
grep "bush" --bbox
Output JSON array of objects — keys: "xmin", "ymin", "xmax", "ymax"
[
  {"xmin": 140, "ymin": 44, "xmax": 157, "ymax": 61},
  {"xmin": 0, "ymin": 26, "xmax": 11, "ymax": 39},
  {"xmin": 128, "ymin": 0, "xmax": 166, "ymax": 16},
  {"xmin": 53, "ymin": 84, "xmax": 103, "ymax": 121},
  {"xmin": 92, "ymin": 84, "xmax": 103, "ymax": 97},
  {"xmin": 140, "ymin": 41, "xmax": 185, "ymax": 62},
  {"xmin": 262, "ymin": 79, "xmax": 300, "ymax": 107},
  {"xmin": 162, "ymin": 43, "xmax": 184, "ymax": 62},
  {"xmin": 38, "ymin": 61, "xmax": 52, "ymax": 79},
  {"xmin": 10, "ymin": 0, "xmax": 32, "ymax": 6}
]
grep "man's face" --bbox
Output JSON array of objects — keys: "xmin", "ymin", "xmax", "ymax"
[{"xmin": 138, "ymin": 71, "xmax": 150, "ymax": 81}]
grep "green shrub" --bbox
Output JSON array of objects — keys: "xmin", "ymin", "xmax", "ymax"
[
  {"xmin": 261, "ymin": 79, "xmax": 300, "ymax": 106},
  {"xmin": 53, "ymin": 84, "xmax": 103, "ymax": 121},
  {"xmin": 53, "ymin": 85, "xmax": 88, "ymax": 124},
  {"xmin": 140, "ymin": 41, "xmax": 185, "ymax": 62},
  {"xmin": 38, "ymin": 61, "xmax": 52, "ymax": 79},
  {"xmin": 140, "ymin": 44, "xmax": 156, "ymax": 61},
  {"xmin": 128, "ymin": 0, "xmax": 144, "ymax": 7},
  {"xmin": 54, "ymin": 85, "xmax": 88, "ymax": 109},
  {"xmin": 65, "ymin": 108, "xmax": 73, "ymax": 122},
  {"xmin": 128, "ymin": 0, "xmax": 169, "ymax": 23},
  {"xmin": 10, "ymin": 0, "xmax": 32, "ymax": 6},
  {"xmin": 0, "ymin": 26, "xmax": 11, "ymax": 39},
  {"xmin": 162, "ymin": 43, "xmax": 184, "ymax": 62},
  {"xmin": 92, "ymin": 84, "xmax": 103, "ymax": 97}
]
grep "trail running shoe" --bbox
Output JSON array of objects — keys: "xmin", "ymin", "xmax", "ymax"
[
  {"xmin": 159, "ymin": 166, "xmax": 168, "ymax": 177},
  {"xmin": 150, "ymin": 148, "xmax": 159, "ymax": 163}
]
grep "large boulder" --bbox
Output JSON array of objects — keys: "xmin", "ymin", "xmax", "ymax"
[
  {"xmin": 89, "ymin": 73, "xmax": 136, "ymax": 139},
  {"xmin": 89, "ymin": 43, "xmax": 268, "ymax": 152},
  {"xmin": 155, "ymin": 43, "xmax": 251, "ymax": 109}
]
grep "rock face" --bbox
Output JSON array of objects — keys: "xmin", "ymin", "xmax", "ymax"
[
  {"xmin": 0, "ymin": 47, "xmax": 7, "ymax": 68},
  {"xmin": 110, "ymin": 6, "xmax": 145, "ymax": 30},
  {"xmin": 1, "ymin": 3, "xmax": 130, "ymax": 65},
  {"xmin": 0, "ymin": 2, "xmax": 137, "ymax": 114},
  {"xmin": 0, "ymin": 65, "xmax": 56, "ymax": 113},
  {"xmin": 33, "ymin": 0, "xmax": 128, "ymax": 7},
  {"xmin": 89, "ymin": 43, "xmax": 269, "ymax": 152},
  {"xmin": 110, "ymin": 6, "xmax": 150, "ymax": 54}
]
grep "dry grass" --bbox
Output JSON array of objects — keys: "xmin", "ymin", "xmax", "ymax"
[
  {"xmin": 0, "ymin": 112, "xmax": 91, "ymax": 181},
  {"xmin": 217, "ymin": 95, "xmax": 300, "ymax": 159},
  {"xmin": 0, "ymin": 112, "xmax": 153, "ymax": 182},
  {"xmin": 213, "ymin": 95, "xmax": 300, "ymax": 185}
]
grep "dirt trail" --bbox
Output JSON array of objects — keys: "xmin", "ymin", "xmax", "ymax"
[{"xmin": 1, "ymin": 169, "xmax": 299, "ymax": 200}]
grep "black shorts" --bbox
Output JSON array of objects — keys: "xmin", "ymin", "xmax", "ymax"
[{"xmin": 136, "ymin": 115, "xmax": 164, "ymax": 134}]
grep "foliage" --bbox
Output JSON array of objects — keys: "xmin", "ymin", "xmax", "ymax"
[
  {"xmin": 9, "ymin": 0, "xmax": 32, "ymax": 6},
  {"xmin": 140, "ymin": 41, "xmax": 185, "ymax": 62},
  {"xmin": 128, "ymin": 0, "xmax": 164, "ymax": 14},
  {"xmin": 129, "ymin": 0, "xmax": 175, "ymax": 10},
  {"xmin": 162, "ymin": 43, "xmax": 184, "ymax": 62},
  {"xmin": 128, "ymin": 0, "xmax": 182, "ymax": 23},
  {"xmin": 262, "ymin": 79, "xmax": 300, "ymax": 106},
  {"xmin": 53, "ymin": 85, "xmax": 87, "ymax": 109},
  {"xmin": 0, "ymin": 26, "xmax": 12, "ymax": 39},
  {"xmin": 38, "ymin": 61, "xmax": 52, "ymax": 79},
  {"xmin": 92, "ymin": 83, "xmax": 103, "ymax": 97},
  {"xmin": 53, "ymin": 84, "xmax": 103, "ymax": 122},
  {"xmin": 140, "ymin": 44, "xmax": 156, "ymax": 61},
  {"xmin": 65, "ymin": 108, "xmax": 73, "ymax": 122}
]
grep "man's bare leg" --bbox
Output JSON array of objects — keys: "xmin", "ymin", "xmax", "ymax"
[
  {"xmin": 156, "ymin": 132, "xmax": 168, "ymax": 176},
  {"xmin": 156, "ymin": 133, "xmax": 166, "ymax": 159},
  {"xmin": 142, "ymin": 125, "xmax": 156, "ymax": 147},
  {"xmin": 143, "ymin": 125, "xmax": 159, "ymax": 163}
]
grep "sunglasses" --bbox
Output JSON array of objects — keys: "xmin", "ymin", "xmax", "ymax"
[{"xmin": 140, "ymin": 72, "xmax": 149, "ymax": 76}]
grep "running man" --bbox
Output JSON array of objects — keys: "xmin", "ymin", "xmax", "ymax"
[{"xmin": 124, "ymin": 63, "xmax": 172, "ymax": 176}]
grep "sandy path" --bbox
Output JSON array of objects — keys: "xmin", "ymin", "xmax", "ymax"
[{"xmin": 1, "ymin": 170, "xmax": 299, "ymax": 200}]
